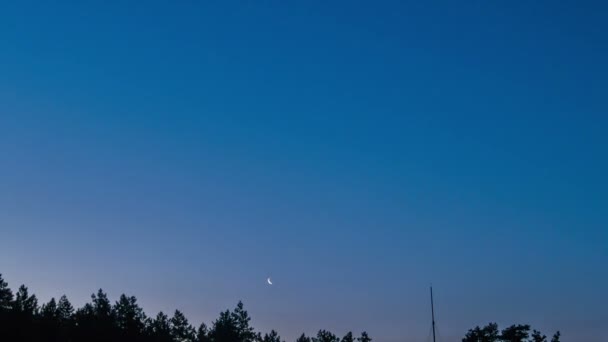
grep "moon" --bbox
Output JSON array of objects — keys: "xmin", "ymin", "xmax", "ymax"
[{"xmin": 267, "ymin": 277, "xmax": 273, "ymax": 285}]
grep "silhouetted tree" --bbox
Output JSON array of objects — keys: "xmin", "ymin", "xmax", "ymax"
[
  {"xmin": 296, "ymin": 333, "xmax": 311, "ymax": 342},
  {"xmin": 0, "ymin": 275, "xmax": 375, "ymax": 342},
  {"xmin": 91, "ymin": 289, "xmax": 113, "ymax": 319},
  {"xmin": 171, "ymin": 310, "xmax": 196, "ymax": 342},
  {"xmin": 0, "ymin": 274, "xmax": 14, "ymax": 342},
  {"xmin": 74, "ymin": 290, "xmax": 117, "ymax": 342},
  {"xmin": 262, "ymin": 330, "xmax": 283, "ymax": 342},
  {"xmin": 57, "ymin": 296, "xmax": 74, "ymax": 322},
  {"xmin": 531, "ymin": 330, "xmax": 547, "ymax": 342},
  {"xmin": 14, "ymin": 285, "xmax": 38, "ymax": 314},
  {"xmin": 463, "ymin": 323, "xmax": 499, "ymax": 342},
  {"xmin": 313, "ymin": 330, "xmax": 339, "ymax": 342},
  {"xmin": 41, "ymin": 298, "xmax": 58, "ymax": 320},
  {"xmin": 341, "ymin": 332, "xmax": 354, "ymax": 342},
  {"xmin": 149, "ymin": 312, "xmax": 173, "ymax": 342},
  {"xmin": 0, "ymin": 274, "xmax": 13, "ymax": 311},
  {"xmin": 74, "ymin": 302, "xmax": 94, "ymax": 342},
  {"xmin": 209, "ymin": 310, "xmax": 240, "ymax": 342},
  {"xmin": 93, "ymin": 289, "xmax": 116, "ymax": 340},
  {"xmin": 56, "ymin": 295, "xmax": 74, "ymax": 342},
  {"xmin": 232, "ymin": 301, "xmax": 256, "ymax": 342},
  {"xmin": 463, "ymin": 326, "xmax": 483, "ymax": 342},
  {"xmin": 12, "ymin": 285, "xmax": 39, "ymax": 342},
  {"xmin": 462, "ymin": 323, "xmax": 561, "ymax": 342},
  {"xmin": 115, "ymin": 294, "xmax": 146, "ymax": 342},
  {"xmin": 40, "ymin": 298, "xmax": 61, "ymax": 342},
  {"xmin": 357, "ymin": 332, "xmax": 371, "ymax": 342},
  {"xmin": 500, "ymin": 324, "xmax": 530, "ymax": 342},
  {"xmin": 197, "ymin": 322, "xmax": 211, "ymax": 342}
]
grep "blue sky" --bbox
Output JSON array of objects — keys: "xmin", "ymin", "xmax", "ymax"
[{"xmin": 1, "ymin": 1, "xmax": 607, "ymax": 341}]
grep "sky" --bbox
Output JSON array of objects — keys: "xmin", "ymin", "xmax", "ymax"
[{"xmin": 0, "ymin": 1, "xmax": 607, "ymax": 341}]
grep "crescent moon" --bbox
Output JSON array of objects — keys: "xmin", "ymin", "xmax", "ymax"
[{"xmin": 267, "ymin": 277, "xmax": 273, "ymax": 285}]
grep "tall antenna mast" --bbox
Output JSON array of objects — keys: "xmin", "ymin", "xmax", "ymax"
[{"xmin": 430, "ymin": 286, "xmax": 436, "ymax": 342}]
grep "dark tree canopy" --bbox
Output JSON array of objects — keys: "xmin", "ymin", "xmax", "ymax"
[
  {"xmin": 171, "ymin": 310, "xmax": 196, "ymax": 342},
  {"xmin": 531, "ymin": 330, "xmax": 547, "ymax": 342},
  {"xmin": 0, "ymin": 274, "xmax": 565, "ymax": 342},
  {"xmin": 114, "ymin": 294, "xmax": 147, "ymax": 342},
  {"xmin": 462, "ymin": 322, "xmax": 500, "ymax": 342},
  {"xmin": 341, "ymin": 332, "xmax": 354, "ymax": 342},
  {"xmin": 462, "ymin": 323, "xmax": 560, "ymax": 342},
  {"xmin": 3, "ymin": 274, "xmax": 343, "ymax": 342},
  {"xmin": 232, "ymin": 301, "xmax": 256, "ymax": 342},
  {"xmin": 209, "ymin": 310, "xmax": 240, "ymax": 342},
  {"xmin": 149, "ymin": 311, "xmax": 173, "ymax": 342},
  {"xmin": 40, "ymin": 298, "xmax": 58, "ymax": 320},
  {"xmin": 197, "ymin": 322, "xmax": 212, "ymax": 342},
  {"xmin": 501, "ymin": 324, "xmax": 531, "ymax": 342},
  {"xmin": 91, "ymin": 289, "xmax": 113, "ymax": 319},
  {"xmin": 0, "ymin": 274, "xmax": 14, "ymax": 311},
  {"xmin": 262, "ymin": 330, "xmax": 283, "ymax": 342},
  {"xmin": 313, "ymin": 330, "xmax": 339, "ymax": 342},
  {"xmin": 296, "ymin": 333, "xmax": 311, "ymax": 342},
  {"xmin": 357, "ymin": 331, "xmax": 372, "ymax": 342},
  {"xmin": 14, "ymin": 285, "xmax": 38, "ymax": 315},
  {"xmin": 57, "ymin": 295, "xmax": 74, "ymax": 322}
]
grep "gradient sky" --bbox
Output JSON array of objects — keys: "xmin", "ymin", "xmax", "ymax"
[{"xmin": 1, "ymin": 1, "xmax": 607, "ymax": 341}]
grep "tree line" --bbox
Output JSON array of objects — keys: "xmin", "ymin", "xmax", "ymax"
[
  {"xmin": 0, "ymin": 273, "xmax": 562, "ymax": 342},
  {"xmin": 0, "ymin": 274, "xmax": 370, "ymax": 342},
  {"xmin": 462, "ymin": 322, "xmax": 561, "ymax": 342}
]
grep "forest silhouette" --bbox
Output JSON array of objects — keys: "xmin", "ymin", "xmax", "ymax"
[{"xmin": 0, "ymin": 274, "xmax": 559, "ymax": 342}]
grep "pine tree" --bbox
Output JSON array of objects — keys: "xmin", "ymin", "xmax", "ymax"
[
  {"xmin": 149, "ymin": 312, "xmax": 173, "ymax": 342},
  {"xmin": 57, "ymin": 295, "xmax": 74, "ymax": 322},
  {"xmin": 341, "ymin": 332, "xmax": 354, "ymax": 342},
  {"xmin": 14, "ymin": 285, "xmax": 38, "ymax": 315},
  {"xmin": 91, "ymin": 289, "xmax": 113, "ymax": 319},
  {"xmin": 74, "ymin": 290, "xmax": 117, "ymax": 342},
  {"xmin": 41, "ymin": 298, "xmax": 58, "ymax": 320},
  {"xmin": 462, "ymin": 323, "xmax": 499, "ymax": 342},
  {"xmin": 56, "ymin": 295, "xmax": 74, "ymax": 342},
  {"xmin": 10, "ymin": 285, "xmax": 39, "ymax": 342},
  {"xmin": 0, "ymin": 274, "xmax": 15, "ymax": 342},
  {"xmin": 209, "ymin": 310, "xmax": 240, "ymax": 342},
  {"xmin": 114, "ymin": 294, "xmax": 146, "ymax": 341},
  {"xmin": 500, "ymin": 324, "xmax": 530, "ymax": 342},
  {"xmin": 357, "ymin": 332, "xmax": 371, "ymax": 342},
  {"xmin": 171, "ymin": 310, "xmax": 196, "ymax": 342},
  {"xmin": 296, "ymin": 334, "xmax": 311, "ymax": 342},
  {"xmin": 531, "ymin": 330, "xmax": 547, "ymax": 342},
  {"xmin": 197, "ymin": 322, "xmax": 211, "ymax": 342},
  {"xmin": 0, "ymin": 274, "xmax": 13, "ymax": 311},
  {"xmin": 232, "ymin": 301, "xmax": 256, "ymax": 342},
  {"xmin": 40, "ymin": 298, "xmax": 61, "ymax": 342},
  {"xmin": 262, "ymin": 330, "xmax": 283, "ymax": 342},
  {"xmin": 313, "ymin": 330, "xmax": 339, "ymax": 342}
]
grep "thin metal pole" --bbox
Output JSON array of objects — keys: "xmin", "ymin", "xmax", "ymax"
[{"xmin": 431, "ymin": 286, "xmax": 436, "ymax": 342}]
